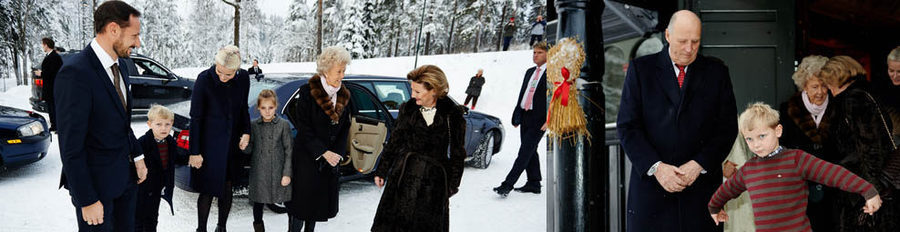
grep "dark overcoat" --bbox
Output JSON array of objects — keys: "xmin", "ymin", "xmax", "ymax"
[
  {"xmin": 188, "ymin": 65, "xmax": 251, "ymax": 197},
  {"xmin": 137, "ymin": 129, "xmax": 188, "ymax": 214},
  {"xmin": 284, "ymin": 75, "xmax": 351, "ymax": 221},
  {"xmin": 371, "ymin": 97, "xmax": 467, "ymax": 232},
  {"xmin": 828, "ymin": 79, "xmax": 899, "ymax": 231},
  {"xmin": 616, "ymin": 47, "xmax": 737, "ymax": 232}
]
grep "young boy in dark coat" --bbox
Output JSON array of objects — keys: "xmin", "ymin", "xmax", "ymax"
[{"xmin": 135, "ymin": 104, "xmax": 188, "ymax": 232}]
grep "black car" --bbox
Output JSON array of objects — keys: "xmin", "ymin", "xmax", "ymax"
[
  {"xmin": 168, "ymin": 73, "xmax": 505, "ymax": 192},
  {"xmin": 0, "ymin": 105, "xmax": 51, "ymax": 170},
  {"xmin": 30, "ymin": 53, "xmax": 194, "ymax": 114}
]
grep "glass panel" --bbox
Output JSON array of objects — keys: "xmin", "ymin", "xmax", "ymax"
[{"xmin": 370, "ymin": 81, "xmax": 411, "ymax": 110}]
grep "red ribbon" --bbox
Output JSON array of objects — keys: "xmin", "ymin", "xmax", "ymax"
[{"xmin": 553, "ymin": 67, "xmax": 572, "ymax": 106}]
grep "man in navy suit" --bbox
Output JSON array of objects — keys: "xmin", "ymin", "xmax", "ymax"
[
  {"xmin": 55, "ymin": 1, "xmax": 146, "ymax": 231},
  {"xmin": 494, "ymin": 42, "xmax": 549, "ymax": 196},
  {"xmin": 616, "ymin": 10, "xmax": 737, "ymax": 232}
]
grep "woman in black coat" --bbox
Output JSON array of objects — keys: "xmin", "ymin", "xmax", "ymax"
[
  {"xmin": 187, "ymin": 45, "xmax": 251, "ymax": 232},
  {"xmin": 778, "ymin": 55, "xmax": 839, "ymax": 231},
  {"xmin": 284, "ymin": 46, "xmax": 352, "ymax": 232},
  {"xmin": 463, "ymin": 68, "xmax": 485, "ymax": 109},
  {"xmin": 371, "ymin": 65, "xmax": 467, "ymax": 232},
  {"xmin": 820, "ymin": 56, "xmax": 896, "ymax": 231}
]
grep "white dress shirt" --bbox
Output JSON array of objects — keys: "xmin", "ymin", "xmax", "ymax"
[{"xmin": 519, "ymin": 63, "xmax": 547, "ymax": 110}]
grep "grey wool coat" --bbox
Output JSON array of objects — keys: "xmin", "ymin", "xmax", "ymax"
[{"xmin": 241, "ymin": 116, "xmax": 293, "ymax": 204}]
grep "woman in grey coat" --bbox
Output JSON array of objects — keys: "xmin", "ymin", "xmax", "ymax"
[
  {"xmin": 242, "ymin": 89, "xmax": 293, "ymax": 231},
  {"xmin": 463, "ymin": 69, "xmax": 485, "ymax": 109}
]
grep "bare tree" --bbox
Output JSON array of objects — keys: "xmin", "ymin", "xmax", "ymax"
[
  {"xmin": 317, "ymin": 0, "xmax": 323, "ymax": 55},
  {"xmin": 222, "ymin": 0, "xmax": 242, "ymax": 47}
]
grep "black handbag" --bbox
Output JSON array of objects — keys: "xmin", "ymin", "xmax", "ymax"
[{"xmin": 864, "ymin": 92, "xmax": 900, "ymax": 193}]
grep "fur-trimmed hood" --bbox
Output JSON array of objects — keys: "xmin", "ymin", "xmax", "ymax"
[{"xmin": 308, "ymin": 74, "xmax": 350, "ymax": 122}]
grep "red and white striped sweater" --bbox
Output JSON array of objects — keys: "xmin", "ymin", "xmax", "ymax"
[{"xmin": 708, "ymin": 149, "xmax": 878, "ymax": 232}]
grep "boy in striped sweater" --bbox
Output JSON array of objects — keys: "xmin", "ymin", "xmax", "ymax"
[{"xmin": 708, "ymin": 103, "xmax": 882, "ymax": 231}]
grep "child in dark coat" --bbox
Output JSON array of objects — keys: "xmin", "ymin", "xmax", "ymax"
[{"xmin": 135, "ymin": 105, "xmax": 187, "ymax": 232}]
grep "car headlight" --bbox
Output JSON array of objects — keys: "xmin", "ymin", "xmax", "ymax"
[{"xmin": 18, "ymin": 121, "xmax": 44, "ymax": 137}]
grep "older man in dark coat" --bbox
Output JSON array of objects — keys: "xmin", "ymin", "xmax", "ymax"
[{"xmin": 616, "ymin": 10, "xmax": 737, "ymax": 232}]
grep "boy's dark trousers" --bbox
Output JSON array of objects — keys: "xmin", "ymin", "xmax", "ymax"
[{"xmin": 134, "ymin": 183, "xmax": 161, "ymax": 232}]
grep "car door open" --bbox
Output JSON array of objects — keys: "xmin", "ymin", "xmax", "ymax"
[{"xmin": 345, "ymin": 84, "xmax": 390, "ymax": 174}]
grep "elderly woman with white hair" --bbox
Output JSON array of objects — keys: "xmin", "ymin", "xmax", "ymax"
[
  {"xmin": 187, "ymin": 45, "xmax": 252, "ymax": 232},
  {"xmin": 777, "ymin": 55, "xmax": 839, "ymax": 232},
  {"xmin": 283, "ymin": 46, "xmax": 352, "ymax": 232}
]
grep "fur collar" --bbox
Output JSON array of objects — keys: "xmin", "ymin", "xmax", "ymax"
[
  {"xmin": 401, "ymin": 97, "xmax": 463, "ymax": 117},
  {"xmin": 308, "ymin": 75, "xmax": 350, "ymax": 122},
  {"xmin": 786, "ymin": 93, "xmax": 830, "ymax": 144}
]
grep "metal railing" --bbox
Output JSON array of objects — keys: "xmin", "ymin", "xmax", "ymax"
[{"xmin": 605, "ymin": 122, "xmax": 630, "ymax": 232}]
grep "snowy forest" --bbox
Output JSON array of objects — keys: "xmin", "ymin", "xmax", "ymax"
[{"xmin": 1, "ymin": 0, "xmax": 546, "ymax": 86}]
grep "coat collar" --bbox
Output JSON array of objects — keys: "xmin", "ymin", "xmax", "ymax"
[
  {"xmin": 308, "ymin": 74, "xmax": 350, "ymax": 122},
  {"xmin": 786, "ymin": 93, "xmax": 830, "ymax": 144},
  {"xmin": 254, "ymin": 116, "xmax": 282, "ymax": 124},
  {"xmin": 653, "ymin": 46, "xmax": 706, "ymax": 110}
]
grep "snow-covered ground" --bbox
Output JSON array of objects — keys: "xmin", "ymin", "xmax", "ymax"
[{"xmin": 0, "ymin": 50, "xmax": 547, "ymax": 231}]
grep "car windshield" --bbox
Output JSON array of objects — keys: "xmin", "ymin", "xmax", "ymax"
[
  {"xmin": 369, "ymin": 81, "xmax": 411, "ymax": 110},
  {"xmin": 248, "ymin": 79, "xmax": 283, "ymax": 105}
]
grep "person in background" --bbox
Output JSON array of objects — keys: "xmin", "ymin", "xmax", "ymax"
[
  {"xmin": 819, "ymin": 56, "xmax": 899, "ymax": 231},
  {"xmin": 529, "ymin": 16, "xmax": 546, "ymax": 46},
  {"xmin": 249, "ymin": 59, "xmax": 263, "ymax": 82},
  {"xmin": 494, "ymin": 42, "xmax": 549, "ymax": 197},
  {"xmin": 463, "ymin": 69, "xmax": 485, "ymax": 110},
  {"xmin": 502, "ymin": 18, "xmax": 516, "ymax": 51},
  {"xmin": 37, "ymin": 37, "xmax": 63, "ymax": 132}
]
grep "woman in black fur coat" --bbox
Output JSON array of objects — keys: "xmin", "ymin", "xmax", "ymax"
[
  {"xmin": 371, "ymin": 65, "xmax": 467, "ymax": 232},
  {"xmin": 821, "ymin": 56, "xmax": 897, "ymax": 231}
]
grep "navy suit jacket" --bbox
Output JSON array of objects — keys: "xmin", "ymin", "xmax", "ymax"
[
  {"xmin": 512, "ymin": 66, "xmax": 547, "ymax": 128},
  {"xmin": 616, "ymin": 47, "xmax": 737, "ymax": 232},
  {"xmin": 56, "ymin": 45, "xmax": 142, "ymax": 207}
]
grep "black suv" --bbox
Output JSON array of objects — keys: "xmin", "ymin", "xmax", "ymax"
[{"xmin": 30, "ymin": 53, "xmax": 194, "ymax": 114}]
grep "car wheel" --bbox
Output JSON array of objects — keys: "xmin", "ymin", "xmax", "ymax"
[{"xmin": 469, "ymin": 133, "xmax": 494, "ymax": 169}]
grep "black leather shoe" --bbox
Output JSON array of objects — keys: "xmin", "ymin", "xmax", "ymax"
[
  {"xmin": 514, "ymin": 183, "xmax": 542, "ymax": 194},
  {"xmin": 493, "ymin": 184, "xmax": 513, "ymax": 197}
]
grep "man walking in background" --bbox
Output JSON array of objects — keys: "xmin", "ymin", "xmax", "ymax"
[{"xmin": 494, "ymin": 42, "xmax": 549, "ymax": 197}]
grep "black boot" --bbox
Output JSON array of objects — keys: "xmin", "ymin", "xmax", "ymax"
[
  {"xmin": 493, "ymin": 183, "xmax": 514, "ymax": 197},
  {"xmin": 214, "ymin": 226, "xmax": 226, "ymax": 232},
  {"xmin": 304, "ymin": 221, "xmax": 316, "ymax": 232},
  {"xmin": 514, "ymin": 181, "xmax": 542, "ymax": 194},
  {"xmin": 288, "ymin": 216, "xmax": 303, "ymax": 232},
  {"xmin": 253, "ymin": 221, "xmax": 265, "ymax": 232}
]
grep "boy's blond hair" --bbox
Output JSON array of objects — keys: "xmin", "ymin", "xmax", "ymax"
[
  {"xmin": 738, "ymin": 102, "xmax": 780, "ymax": 132},
  {"xmin": 147, "ymin": 104, "xmax": 174, "ymax": 122}
]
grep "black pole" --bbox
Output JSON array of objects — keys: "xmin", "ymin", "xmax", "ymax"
[{"xmin": 551, "ymin": 0, "xmax": 605, "ymax": 231}]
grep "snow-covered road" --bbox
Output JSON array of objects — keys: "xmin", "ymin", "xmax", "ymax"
[{"xmin": 1, "ymin": 50, "xmax": 549, "ymax": 231}]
